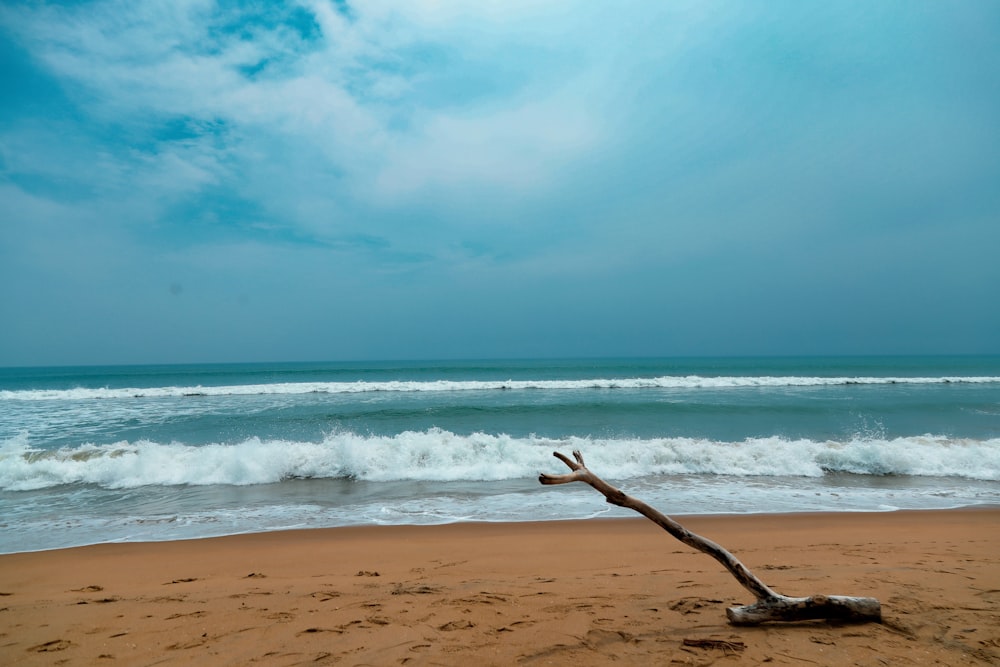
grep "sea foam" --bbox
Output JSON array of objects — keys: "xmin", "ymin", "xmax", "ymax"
[
  {"xmin": 3, "ymin": 374, "xmax": 999, "ymax": 401},
  {"xmin": 2, "ymin": 429, "xmax": 997, "ymax": 491}
]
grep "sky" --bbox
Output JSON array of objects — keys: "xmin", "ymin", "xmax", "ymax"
[{"xmin": 1, "ymin": 1, "xmax": 999, "ymax": 366}]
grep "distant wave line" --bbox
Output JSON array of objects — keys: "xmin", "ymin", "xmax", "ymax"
[{"xmin": 3, "ymin": 375, "xmax": 1000, "ymax": 401}]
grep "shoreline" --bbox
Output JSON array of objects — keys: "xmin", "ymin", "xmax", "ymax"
[
  {"xmin": 2, "ymin": 508, "xmax": 998, "ymax": 665},
  {"xmin": 6, "ymin": 502, "xmax": 999, "ymax": 557}
]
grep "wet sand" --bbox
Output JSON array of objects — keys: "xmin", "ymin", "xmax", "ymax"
[{"xmin": 2, "ymin": 509, "xmax": 998, "ymax": 666}]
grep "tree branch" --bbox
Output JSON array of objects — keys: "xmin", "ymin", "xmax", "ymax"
[{"xmin": 539, "ymin": 450, "xmax": 881, "ymax": 625}]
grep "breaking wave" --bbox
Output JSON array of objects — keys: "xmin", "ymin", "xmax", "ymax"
[
  {"xmin": 2, "ymin": 429, "xmax": 997, "ymax": 491},
  {"xmin": 3, "ymin": 375, "xmax": 999, "ymax": 401}
]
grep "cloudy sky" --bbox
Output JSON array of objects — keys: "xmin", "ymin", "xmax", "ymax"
[{"xmin": 2, "ymin": 1, "xmax": 998, "ymax": 366}]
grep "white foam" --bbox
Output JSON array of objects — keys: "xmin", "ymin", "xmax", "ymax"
[
  {"xmin": 4, "ymin": 474, "xmax": 996, "ymax": 554},
  {"xmin": 2, "ymin": 429, "xmax": 998, "ymax": 491},
  {"xmin": 3, "ymin": 375, "xmax": 999, "ymax": 401}
]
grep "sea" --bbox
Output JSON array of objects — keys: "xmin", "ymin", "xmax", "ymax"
[{"xmin": 1, "ymin": 356, "xmax": 999, "ymax": 554}]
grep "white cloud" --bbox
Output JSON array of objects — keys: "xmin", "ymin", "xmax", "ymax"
[
  {"xmin": 2, "ymin": 0, "xmax": 612, "ymax": 214},
  {"xmin": 372, "ymin": 94, "xmax": 598, "ymax": 200}
]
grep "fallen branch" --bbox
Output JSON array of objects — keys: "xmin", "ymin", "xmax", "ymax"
[{"xmin": 539, "ymin": 450, "xmax": 881, "ymax": 625}]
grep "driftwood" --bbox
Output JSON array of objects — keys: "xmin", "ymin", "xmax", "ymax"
[{"xmin": 538, "ymin": 450, "xmax": 881, "ymax": 625}]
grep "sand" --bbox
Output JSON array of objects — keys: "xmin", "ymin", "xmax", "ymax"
[{"xmin": 1, "ymin": 509, "xmax": 998, "ymax": 666}]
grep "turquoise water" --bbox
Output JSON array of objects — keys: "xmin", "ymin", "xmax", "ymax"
[{"xmin": 1, "ymin": 356, "xmax": 998, "ymax": 553}]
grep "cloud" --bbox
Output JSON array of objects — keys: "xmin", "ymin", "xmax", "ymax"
[
  {"xmin": 1, "ymin": 1, "xmax": 998, "ymax": 364},
  {"xmin": 373, "ymin": 96, "xmax": 598, "ymax": 200},
  {"xmin": 1, "ymin": 1, "xmax": 610, "ymax": 246}
]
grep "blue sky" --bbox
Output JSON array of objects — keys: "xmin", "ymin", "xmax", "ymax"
[{"xmin": 2, "ymin": 1, "xmax": 999, "ymax": 366}]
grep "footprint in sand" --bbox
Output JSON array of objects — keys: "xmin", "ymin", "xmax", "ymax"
[
  {"xmin": 976, "ymin": 589, "xmax": 1000, "ymax": 602},
  {"xmin": 297, "ymin": 627, "xmax": 343, "ymax": 636},
  {"xmin": 668, "ymin": 597, "xmax": 724, "ymax": 615},
  {"xmin": 309, "ymin": 590, "xmax": 342, "ymax": 602},
  {"xmin": 391, "ymin": 583, "xmax": 443, "ymax": 595},
  {"xmin": 438, "ymin": 619, "xmax": 476, "ymax": 631},
  {"xmin": 29, "ymin": 639, "xmax": 72, "ymax": 652}
]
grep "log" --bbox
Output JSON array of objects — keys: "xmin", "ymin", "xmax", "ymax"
[{"xmin": 538, "ymin": 450, "xmax": 881, "ymax": 625}]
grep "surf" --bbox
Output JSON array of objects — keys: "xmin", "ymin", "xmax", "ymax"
[{"xmin": 3, "ymin": 429, "xmax": 999, "ymax": 491}]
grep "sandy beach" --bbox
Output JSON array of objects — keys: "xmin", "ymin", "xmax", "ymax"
[{"xmin": 2, "ymin": 509, "xmax": 998, "ymax": 666}]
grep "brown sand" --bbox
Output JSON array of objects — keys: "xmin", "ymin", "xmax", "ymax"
[{"xmin": 1, "ymin": 509, "xmax": 998, "ymax": 666}]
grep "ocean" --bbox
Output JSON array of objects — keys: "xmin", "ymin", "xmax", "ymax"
[{"xmin": 1, "ymin": 356, "xmax": 998, "ymax": 554}]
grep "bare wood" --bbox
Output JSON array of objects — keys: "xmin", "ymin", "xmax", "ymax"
[{"xmin": 539, "ymin": 450, "xmax": 881, "ymax": 625}]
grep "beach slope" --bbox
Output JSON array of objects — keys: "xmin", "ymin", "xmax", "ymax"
[{"xmin": 2, "ymin": 510, "xmax": 998, "ymax": 666}]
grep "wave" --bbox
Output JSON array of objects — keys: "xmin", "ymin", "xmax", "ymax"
[
  {"xmin": 2, "ymin": 429, "xmax": 997, "ymax": 491},
  {"xmin": 3, "ymin": 375, "xmax": 1000, "ymax": 401}
]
